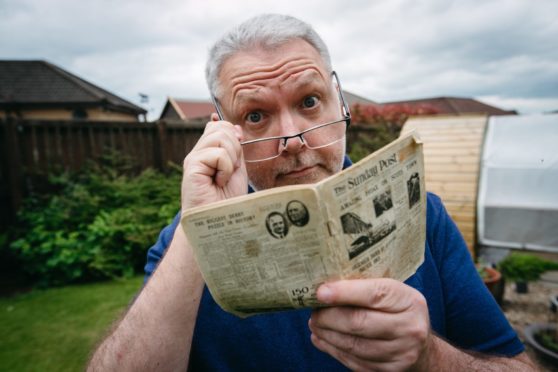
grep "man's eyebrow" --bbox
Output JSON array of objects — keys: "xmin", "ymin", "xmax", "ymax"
[
  {"xmin": 233, "ymin": 91, "xmax": 267, "ymax": 107},
  {"xmin": 280, "ymin": 69, "xmax": 327, "ymax": 91}
]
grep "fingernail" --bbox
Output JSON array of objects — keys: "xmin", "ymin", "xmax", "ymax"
[{"xmin": 317, "ymin": 285, "xmax": 333, "ymax": 304}]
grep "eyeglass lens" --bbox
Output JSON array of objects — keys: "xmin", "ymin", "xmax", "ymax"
[{"xmin": 241, "ymin": 120, "xmax": 346, "ymax": 162}]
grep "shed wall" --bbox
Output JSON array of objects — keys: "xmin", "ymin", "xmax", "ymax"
[{"xmin": 401, "ymin": 115, "xmax": 487, "ymax": 257}]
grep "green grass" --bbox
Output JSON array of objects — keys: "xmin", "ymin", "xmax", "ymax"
[{"xmin": 0, "ymin": 276, "xmax": 143, "ymax": 372}]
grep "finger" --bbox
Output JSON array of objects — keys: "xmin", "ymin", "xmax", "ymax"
[
  {"xmin": 311, "ymin": 334, "xmax": 360, "ymax": 371},
  {"xmin": 194, "ymin": 125, "xmax": 242, "ymax": 168},
  {"xmin": 188, "ymin": 147, "xmax": 236, "ymax": 188},
  {"xmin": 233, "ymin": 124, "xmax": 243, "ymax": 142},
  {"xmin": 199, "ymin": 120, "xmax": 243, "ymax": 154},
  {"xmin": 311, "ymin": 334, "xmax": 388, "ymax": 372},
  {"xmin": 198, "ymin": 120, "xmax": 239, "ymax": 148},
  {"xmin": 309, "ymin": 322, "xmax": 400, "ymax": 361},
  {"xmin": 210, "ymin": 112, "xmax": 220, "ymax": 121},
  {"xmin": 310, "ymin": 307, "xmax": 403, "ymax": 339},
  {"xmin": 317, "ymin": 278, "xmax": 421, "ymax": 312},
  {"xmin": 195, "ymin": 130, "xmax": 241, "ymax": 169}
]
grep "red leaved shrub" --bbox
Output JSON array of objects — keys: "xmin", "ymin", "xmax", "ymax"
[{"xmin": 347, "ymin": 103, "xmax": 439, "ymax": 162}]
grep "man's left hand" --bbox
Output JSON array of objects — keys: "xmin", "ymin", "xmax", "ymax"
[{"xmin": 309, "ymin": 279, "xmax": 432, "ymax": 371}]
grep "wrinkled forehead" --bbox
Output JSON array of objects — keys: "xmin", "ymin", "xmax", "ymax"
[{"xmin": 217, "ymin": 39, "xmax": 331, "ymax": 103}]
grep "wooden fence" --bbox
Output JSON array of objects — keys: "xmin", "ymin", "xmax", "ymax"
[
  {"xmin": 0, "ymin": 118, "xmax": 378, "ymax": 228},
  {"xmin": 0, "ymin": 118, "xmax": 207, "ymax": 227}
]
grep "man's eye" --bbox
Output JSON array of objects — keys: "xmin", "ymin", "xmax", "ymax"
[
  {"xmin": 302, "ymin": 96, "xmax": 319, "ymax": 108},
  {"xmin": 246, "ymin": 112, "xmax": 262, "ymax": 123}
]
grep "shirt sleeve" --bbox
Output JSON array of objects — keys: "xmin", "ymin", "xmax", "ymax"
[
  {"xmin": 144, "ymin": 212, "xmax": 181, "ymax": 281},
  {"xmin": 426, "ymin": 193, "xmax": 524, "ymax": 356}
]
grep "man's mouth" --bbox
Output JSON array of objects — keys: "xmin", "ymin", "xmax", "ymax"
[{"xmin": 281, "ymin": 165, "xmax": 317, "ymax": 179}]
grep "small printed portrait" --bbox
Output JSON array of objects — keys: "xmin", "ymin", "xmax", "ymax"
[
  {"xmin": 373, "ymin": 189, "xmax": 393, "ymax": 217},
  {"xmin": 265, "ymin": 212, "xmax": 289, "ymax": 239},
  {"xmin": 286, "ymin": 200, "xmax": 310, "ymax": 227},
  {"xmin": 407, "ymin": 172, "xmax": 421, "ymax": 208}
]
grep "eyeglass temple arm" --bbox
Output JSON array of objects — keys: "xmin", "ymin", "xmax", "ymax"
[
  {"xmin": 332, "ymin": 71, "xmax": 351, "ymax": 127},
  {"xmin": 211, "ymin": 95, "xmax": 225, "ymax": 121}
]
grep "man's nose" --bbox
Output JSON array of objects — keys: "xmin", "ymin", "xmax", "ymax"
[{"xmin": 277, "ymin": 111, "xmax": 305, "ymax": 154}]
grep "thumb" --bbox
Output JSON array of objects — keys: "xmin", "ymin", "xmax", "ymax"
[{"xmin": 316, "ymin": 278, "xmax": 419, "ymax": 313}]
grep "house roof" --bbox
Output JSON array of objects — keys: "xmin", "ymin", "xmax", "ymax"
[
  {"xmin": 380, "ymin": 96, "xmax": 516, "ymax": 116},
  {"xmin": 0, "ymin": 60, "xmax": 146, "ymax": 115},
  {"xmin": 342, "ymin": 91, "xmax": 378, "ymax": 107},
  {"xmin": 160, "ymin": 97, "xmax": 215, "ymax": 120}
]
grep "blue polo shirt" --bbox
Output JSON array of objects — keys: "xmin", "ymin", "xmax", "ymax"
[{"xmin": 145, "ymin": 156, "xmax": 524, "ymax": 370}]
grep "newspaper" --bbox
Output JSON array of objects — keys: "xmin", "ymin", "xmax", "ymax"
[{"xmin": 181, "ymin": 132, "xmax": 426, "ymax": 317}]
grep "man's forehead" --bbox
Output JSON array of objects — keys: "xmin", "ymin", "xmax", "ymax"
[
  {"xmin": 218, "ymin": 39, "xmax": 329, "ymax": 102},
  {"xmin": 232, "ymin": 68, "xmax": 326, "ymax": 104}
]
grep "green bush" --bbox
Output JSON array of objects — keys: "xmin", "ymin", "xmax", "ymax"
[
  {"xmin": 348, "ymin": 125, "xmax": 399, "ymax": 163},
  {"xmin": 8, "ymin": 153, "xmax": 181, "ymax": 287},
  {"xmin": 498, "ymin": 253, "xmax": 558, "ymax": 282}
]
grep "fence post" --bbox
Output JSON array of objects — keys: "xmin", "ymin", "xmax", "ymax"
[
  {"xmin": 4, "ymin": 117, "xmax": 23, "ymax": 219},
  {"xmin": 154, "ymin": 120, "xmax": 169, "ymax": 172}
]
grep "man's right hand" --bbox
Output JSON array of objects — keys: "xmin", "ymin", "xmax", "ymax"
[{"xmin": 182, "ymin": 118, "xmax": 248, "ymax": 210}]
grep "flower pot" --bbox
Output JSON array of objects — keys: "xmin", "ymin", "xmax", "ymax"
[
  {"xmin": 481, "ymin": 267, "xmax": 504, "ymax": 305},
  {"xmin": 524, "ymin": 323, "xmax": 558, "ymax": 364}
]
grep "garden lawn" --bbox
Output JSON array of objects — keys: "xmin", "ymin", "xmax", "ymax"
[{"xmin": 0, "ymin": 276, "xmax": 143, "ymax": 372}]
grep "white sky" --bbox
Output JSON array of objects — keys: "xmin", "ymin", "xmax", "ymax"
[{"xmin": 1, "ymin": 0, "xmax": 557, "ymax": 119}]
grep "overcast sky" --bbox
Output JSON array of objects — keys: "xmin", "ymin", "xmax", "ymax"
[{"xmin": 1, "ymin": 0, "xmax": 557, "ymax": 119}]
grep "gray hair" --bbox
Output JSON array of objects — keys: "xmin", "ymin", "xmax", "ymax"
[{"xmin": 205, "ymin": 14, "xmax": 332, "ymax": 98}]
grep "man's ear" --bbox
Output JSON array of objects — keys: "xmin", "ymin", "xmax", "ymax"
[{"xmin": 211, "ymin": 113, "xmax": 220, "ymax": 121}]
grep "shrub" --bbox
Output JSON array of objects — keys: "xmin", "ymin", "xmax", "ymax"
[
  {"xmin": 348, "ymin": 125, "xmax": 399, "ymax": 163},
  {"xmin": 498, "ymin": 253, "xmax": 558, "ymax": 283},
  {"xmin": 8, "ymin": 153, "xmax": 181, "ymax": 287},
  {"xmin": 347, "ymin": 103, "xmax": 439, "ymax": 162}
]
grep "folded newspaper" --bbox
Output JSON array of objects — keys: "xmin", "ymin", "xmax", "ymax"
[{"xmin": 181, "ymin": 132, "xmax": 426, "ymax": 317}]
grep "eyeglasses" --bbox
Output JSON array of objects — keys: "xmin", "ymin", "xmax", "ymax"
[{"xmin": 211, "ymin": 71, "xmax": 351, "ymax": 162}]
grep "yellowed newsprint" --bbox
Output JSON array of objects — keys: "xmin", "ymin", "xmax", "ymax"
[{"xmin": 181, "ymin": 132, "xmax": 426, "ymax": 317}]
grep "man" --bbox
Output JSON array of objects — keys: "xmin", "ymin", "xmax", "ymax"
[
  {"xmin": 287, "ymin": 200, "xmax": 310, "ymax": 227},
  {"xmin": 266, "ymin": 211, "xmax": 288, "ymax": 239},
  {"xmin": 89, "ymin": 14, "xmax": 535, "ymax": 371}
]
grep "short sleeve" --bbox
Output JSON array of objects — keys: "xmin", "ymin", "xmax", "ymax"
[{"xmin": 144, "ymin": 212, "xmax": 181, "ymax": 280}]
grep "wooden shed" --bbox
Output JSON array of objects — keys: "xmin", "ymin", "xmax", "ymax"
[{"xmin": 401, "ymin": 114, "xmax": 488, "ymax": 257}]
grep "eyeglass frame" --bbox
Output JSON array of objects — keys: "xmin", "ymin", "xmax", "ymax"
[{"xmin": 210, "ymin": 70, "xmax": 352, "ymax": 162}]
